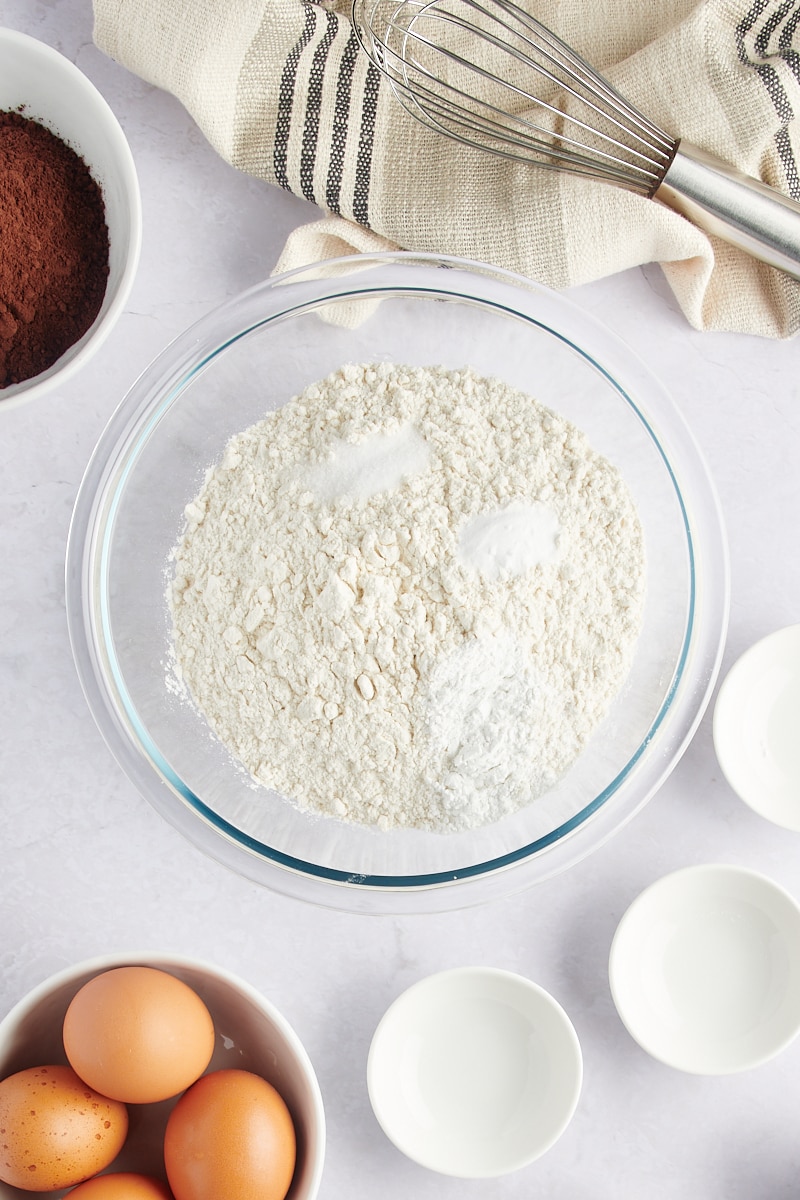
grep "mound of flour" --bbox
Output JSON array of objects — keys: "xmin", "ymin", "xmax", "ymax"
[{"xmin": 168, "ymin": 362, "xmax": 645, "ymax": 833}]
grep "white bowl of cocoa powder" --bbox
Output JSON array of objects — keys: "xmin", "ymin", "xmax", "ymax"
[{"xmin": 0, "ymin": 28, "xmax": 141, "ymax": 410}]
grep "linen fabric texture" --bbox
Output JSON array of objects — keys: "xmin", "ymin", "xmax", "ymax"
[{"xmin": 93, "ymin": 0, "xmax": 800, "ymax": 336}]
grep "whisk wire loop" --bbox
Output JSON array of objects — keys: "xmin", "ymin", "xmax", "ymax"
[
  {"xmin": 403, "ymin": 93, "xmax": 645, "ymax": 182},
  {"xmin": 354, "ymin": 0, "xmax": 677, "ymax": 192},
  {"xmin": 393, "ymin": 7, "xmax": 668, "ymax": 178},
  {"xmin": 484, "ymin": 0, "xmax": 674, "ymax": 149},
  {"xmin": 397, "ymin": 56, "xmax": 659, "ymax": 184}
]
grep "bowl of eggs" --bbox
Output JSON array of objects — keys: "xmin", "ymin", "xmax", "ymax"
[
  {"xmin": 0, "ymin": 952, "xmax": 325, "ymax": 1199},
  {"xmin": 0, "ymin": 28, "xmax": 141, "ymax": 409},
  {"xmin": 66, "ymin": 252, "xmax": 729, "ymax": 913}
]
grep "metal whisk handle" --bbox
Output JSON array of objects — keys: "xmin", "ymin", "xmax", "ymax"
[{"xmin": 656, "ymin": 141, "xmax": 800, "ymax": 281}]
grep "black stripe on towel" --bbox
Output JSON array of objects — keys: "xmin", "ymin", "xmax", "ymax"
[
  {"xmin": 353, "ymin": 62, "xmax": 381, "ymax": 226},
  {"xmin": 326, "ymin": 27, "xmax": 361, "ymax": 215},
  {"xmin": 776, "ymin": 125, "xmax": 800, "ymax": 193},
  {"xmin": 778, "ymin": 0, "xmax": 800, "ymax": 85},
  {"xmin": 274, "ymin": 2, "xmax": 318, "ymax": 191},
  {"xmin": 300, "ymin": 10, "xmax": 339, "ymax": 204},
  {"xmin": 735, "ymin": 0, "xmax": 800, "ymax": 200}
]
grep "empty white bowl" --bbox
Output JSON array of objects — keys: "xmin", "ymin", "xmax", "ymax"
[
  {"xmin": 713, "ymin": 625, "xmax": 800, "ymax": 831},
  {"xmin": 367, "ymin": 967, "xmax": 582, "ymax": 1177},
  {"xmin": 609, "ymin": 864, "xmax": 800, "ymax": 1075},
  {"xmin": 0, "ymin": 952, "xmax": 325, "ymax": 1199},
  {"xmin": 0, "ymin": 28, "xmax": 141, "ymax": 409}
]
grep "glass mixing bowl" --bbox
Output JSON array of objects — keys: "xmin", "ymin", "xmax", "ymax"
[{"xmin": 66, "ymin": 254, "xmax": 729, "ymax": 913}]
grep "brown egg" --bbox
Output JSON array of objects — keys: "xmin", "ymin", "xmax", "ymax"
[
  {"xmin": 66, "ymin": 1172, "xmax": 173, "ymax": 1198},
  {"xmin": 63, "ymin": 967, "xmax": 215, "ymax": 1103},
  {"xmin": 0, "ymin": 1064, "xmax": 128, "ymax": 1192},
  {"xmin": 164, "ymin": 1069, "xmax": 296, "ymax": 1200}
]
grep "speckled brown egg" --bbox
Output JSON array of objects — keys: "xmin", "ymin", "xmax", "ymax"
[{"xmin": 0, "ymin": 1064, "xmax": 128, "ymax": 1191}]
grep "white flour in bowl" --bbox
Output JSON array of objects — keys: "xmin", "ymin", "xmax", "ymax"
[{"xmin": 168, "ymin": 362, "xmax": 645, "ymax": 833}]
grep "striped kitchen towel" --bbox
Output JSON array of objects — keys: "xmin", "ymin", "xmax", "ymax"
[{"xmin": 93, "ymin": 0, "xmax": 800, "ymax": 337}]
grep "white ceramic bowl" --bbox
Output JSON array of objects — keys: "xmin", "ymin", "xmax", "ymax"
[
  {"xmin": 0, "ymin": 28, "xmax": 141, "ymax": 410},
  {"xmin": 367, "ymin": 967, "xmax": 582, "ymax": 1177},
  {"xmin": 0, "ymin": 952, "xmax": 325, "ymax": 1199},
  {"xmin": 713, "ymin": 625, "xmax": 800, "ymax": 831},
  {"xmin": 609, "ymin": 864, "xmax": 800, "ymax": 1075}
]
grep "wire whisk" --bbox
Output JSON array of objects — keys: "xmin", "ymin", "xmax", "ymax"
[{"xmin": 353, "ymin": 0, "xmax": 800, "ymax": 279}]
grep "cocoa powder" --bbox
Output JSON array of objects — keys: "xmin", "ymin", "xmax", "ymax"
[{"xmin": 0, "ymin": 110, "xmax": 110, "ymax": 389}]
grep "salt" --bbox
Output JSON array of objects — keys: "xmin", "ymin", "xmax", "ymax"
[{"xmin": 300, "ymin": 422, "xmax": 430, "ymax": 501}]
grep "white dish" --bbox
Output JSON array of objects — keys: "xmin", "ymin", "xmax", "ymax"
[
  {"xmin": 367, "ymin": 967, "xmax": 582, "ymax": 1177},
  {"xmin": 713, "ymin": 624, "xmax": 800, "ymax": 831},
  {"xmin": 609, "ymin": 864, "xmax": 800, "ymax": 1075},
  {"xmin": 0, "ymin": 28, "xmax": 141, "ymax": 409}
]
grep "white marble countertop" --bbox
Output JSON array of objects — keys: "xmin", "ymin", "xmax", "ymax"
[{"xmin": 2, "ymin": 3, "xmax": 800, "ymax": 1197}]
